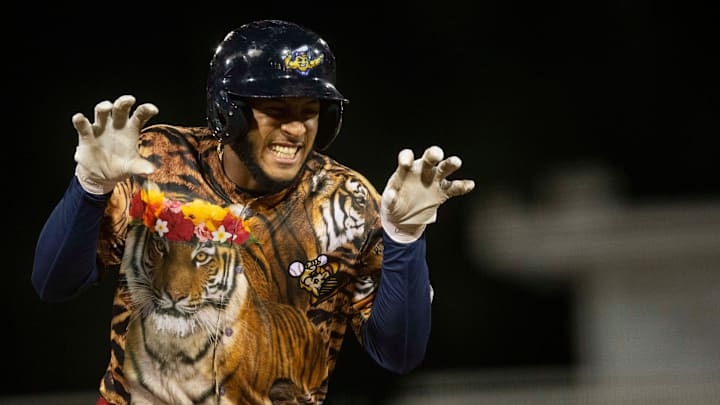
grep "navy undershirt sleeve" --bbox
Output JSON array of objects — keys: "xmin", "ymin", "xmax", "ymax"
[
  {"xmin": 361, "ymin": 232, "xmax": 432, "ymax": 374},
  {"xmin": 32, "ymin": 176, "xmax": 110, "ymax": 302}
]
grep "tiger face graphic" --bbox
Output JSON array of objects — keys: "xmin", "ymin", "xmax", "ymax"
[
  {"xmin": 314, "ymin": 177, "xmax": 371, "ymax": 252},
  {"xmin": 127, "ymin": 231, "xmax": 244, "ymax": 337},
  {"xmin": 122, "ymin": 222, "xmax": 328, "ymax": 404}
]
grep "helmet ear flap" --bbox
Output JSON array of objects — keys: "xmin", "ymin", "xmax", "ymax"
[
  {"xmin": 225, "ymin": 95, "xmax": 250, "ymax": 143},
  {"xmin": 210, "ymin": 90, "xmax": 251, "ymax": 143},
  {"xmin": 316, "ymin": 101, "xmax": 343, "ymax": 151}
]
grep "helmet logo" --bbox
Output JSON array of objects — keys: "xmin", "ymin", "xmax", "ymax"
[{"xmin": 283, "ymin": 46, "xmax": 324, "ymax": 76}]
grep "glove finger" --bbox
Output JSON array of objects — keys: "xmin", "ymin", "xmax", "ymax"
[
  {"xmin": 398, "ymin": 149, "xmax": 414, "ymax": 170},
  {"xmin": 131, "ymin": 103, "xmax": 159, "ymax": 129},
  {"xmin": 389, "ymin": 149, "xmax": 414, "ymax": 188},
  {"xmin": 421, "ymin": 145, "xmax": 444, "ymax": 166},
  {"xmin": 72, "ymin": 113, "xmax": 94, "ymax": 140},
  {"xmin": 421, "ymin": 146, "xmax": 444, "ymax": 184},
  {"xmin": 382, "ymin": 188, "xmax": 397, "ymax": 212},
  {"xmin": 443, "ymin": 179, "xmax": 476, "ymax": 197},
  {"xmin": 112, "ymin": 95, "xmax": 136, "ymax": 129},
  {"xmin": 435, "ymin": 156, "xmax": 463, "ymax": 181},
  {"xmin": 93, "ymin": 100, "xmax": 113, "ymax": 133}
]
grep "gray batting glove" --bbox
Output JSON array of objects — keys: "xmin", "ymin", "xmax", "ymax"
[
  {"xmin": 381, "ymin": 146, "xmax": 475, "ymax": 243},
  {"xmin": 73, "ymin": 95, "xmax": 159, "ymax": 194}
]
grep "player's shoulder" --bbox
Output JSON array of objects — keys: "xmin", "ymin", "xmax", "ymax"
[
  {"xmin": 139, "ymin": 124, "xmax": 213, "ymax": 149},
  {"xmin": 307, "ymin": 151, "xmax": 379, "ymax": 195}
]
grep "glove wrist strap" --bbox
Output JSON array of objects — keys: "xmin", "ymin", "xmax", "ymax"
[
  {"xmin": 75, "ymin": 165, "xmax": 117, "ymax": 195},
  {"xmin": 381, "ymin": 211, "xmax": 426, "ymax": 244}
]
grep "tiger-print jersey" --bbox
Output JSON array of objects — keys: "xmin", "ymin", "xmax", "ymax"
[{"xmin": 97, "ymin": 124, "xmax": 384, "ymax": 405}]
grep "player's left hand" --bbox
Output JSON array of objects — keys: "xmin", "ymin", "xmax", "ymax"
[{"xmin": 381, "ymin": 146, "xmax": 475, "ymax": 242}]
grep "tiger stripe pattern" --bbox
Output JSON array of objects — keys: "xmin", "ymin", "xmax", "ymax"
[{"xmin": 96, "ymin": 124, "xmax": 384, "ymax": 404}]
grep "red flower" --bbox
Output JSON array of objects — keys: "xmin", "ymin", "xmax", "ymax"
[
  {"xmin": 221, "ymin": 213, "xmax": 250, "ymax": 245},
  {"xmin": 232, "ymin": 225, "xmax": 250, "ymax": 245},
  {"xmin": 221, "ymin": 213, "xmax": 237, "ymax": 233},
  {"xmin": 159, "ymin": 208, "xmax": 194, "ymax": 241},
  {"xmin": 129, "ymin": 192, "xmax": 146, "ymax": 220}
]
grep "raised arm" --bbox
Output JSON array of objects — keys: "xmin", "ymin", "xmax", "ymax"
[
  {"xmin": 362, "ymin": 146, "xmax": 475, "ymax": 373},
  {"xmin": 32, "ymin": 95, "xmax": 158, "ymax": 302}
]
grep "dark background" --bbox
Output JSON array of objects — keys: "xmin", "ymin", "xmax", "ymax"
[{"xmin": 7, "ymin": 2, "xmax": 716, "ymax": 402}]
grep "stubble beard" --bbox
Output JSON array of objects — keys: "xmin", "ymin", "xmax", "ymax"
[{"xmin": 228, "ymin": 136, "xmax": 307, "ymax": 194}]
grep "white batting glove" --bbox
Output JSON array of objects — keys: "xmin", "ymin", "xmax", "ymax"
[
  {"xmin": 381, "ymin": 146, "xmax": 475, "ymax": 243},
  {"xmin": 73, "ymin": 95, "xmax": 159, "ymax": 194}
]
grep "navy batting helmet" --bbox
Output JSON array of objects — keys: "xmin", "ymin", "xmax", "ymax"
[{"xmin": 206, "ymin": 20, "xmax": 348, "ymax": 151}]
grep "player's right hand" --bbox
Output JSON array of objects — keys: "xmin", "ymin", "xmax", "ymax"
[{"xmin": 73, "ymin": 95, "xmax": 159, "ymax": 194}]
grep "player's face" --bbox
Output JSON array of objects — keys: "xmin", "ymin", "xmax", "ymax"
[{"xmin": 229, "ymin": 97, "xmax": 320, "ymax": 193}]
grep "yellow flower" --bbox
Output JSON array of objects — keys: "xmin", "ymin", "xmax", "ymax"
[
  {"xmin": 181, "ymin": 199, "xmax": 229, "ymax": 231},
  {"xmin": 141, "ymin": 187, "xmax": 165, "ymax": 217}
]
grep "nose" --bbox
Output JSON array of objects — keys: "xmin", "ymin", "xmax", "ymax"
[
  {"xmin": 280, "ymin": 120, "xmax": 307, "ymax": 137},
  {"xmin": 167, "ymin": 288, "xmax": 187, "ymax": 303}
]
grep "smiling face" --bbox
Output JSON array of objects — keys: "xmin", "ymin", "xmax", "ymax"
[{"xmin": 224, "ymin": 97, "xmax": 321, "ymax": 193}]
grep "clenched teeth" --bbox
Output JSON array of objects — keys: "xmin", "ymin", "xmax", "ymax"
[{"xmin": 271, "ymin": 145, "xmax": 298, "ymax": 159}]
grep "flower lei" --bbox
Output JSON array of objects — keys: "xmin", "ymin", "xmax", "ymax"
[{"xmin": 129, "ymin": 185, "xmax": 254, "ymax": 245}]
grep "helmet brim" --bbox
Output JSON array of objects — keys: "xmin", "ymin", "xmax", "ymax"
[{"xmin": 228, "ymin": 77, "xmax": 349, "ymax": 104}]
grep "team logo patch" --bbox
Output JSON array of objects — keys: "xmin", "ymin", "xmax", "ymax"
[
  {"xmin": 283, "ymin": 46, "xmax": 324, "ymax": 76},
  {"xmin": 288, "ymin": 254, "xmax": 340, "ymax": 302}
]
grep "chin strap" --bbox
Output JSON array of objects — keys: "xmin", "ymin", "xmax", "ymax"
[{"xmin": 217, "ymin": 140, "xmax": 224, "ymax": 163}]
